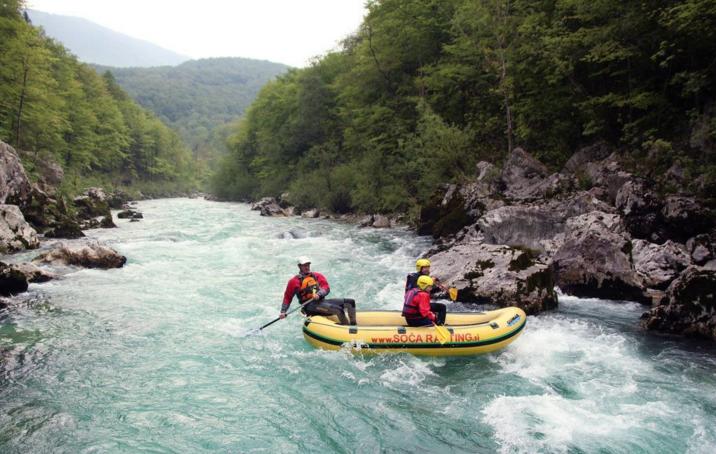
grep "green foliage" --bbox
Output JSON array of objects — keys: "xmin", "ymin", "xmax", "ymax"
[
  {"xmin": 213, "ymin": 0, "xmax": 716, "ymax": 215},
  {"xmin": 94, "ymin": 58, "xmax": 288, "ymax": 184},
  {"xmin": 0, "ymin": 4, "xmax": 198, "ymax": 195}
]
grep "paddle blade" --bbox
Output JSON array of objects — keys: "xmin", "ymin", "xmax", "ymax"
[
  {"xmin": 448, "ymin": 287, "xmax": 458, "ymax": 301},
  {"xmin": 434, "ymin": 324, "xmax": 450, "ymax": 345},
  {"xmin": 240, "ymin": 327, "xmax": 262, "ymax": 338}
]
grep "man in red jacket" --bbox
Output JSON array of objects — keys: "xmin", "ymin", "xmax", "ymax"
[
  {"xmin": 279, "ymin": 257, "xmax": 357, "ymax": 325},
  {"xmin": 402, "ymin": 275, "xmax": 446, "ymax": 326}
]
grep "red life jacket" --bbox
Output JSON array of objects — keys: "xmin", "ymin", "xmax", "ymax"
[
  {"xmin": 297, "ymin": 273, "xmax": 319, "ymax": 303},
  {"xmin": 402, "ymin": 287, "xmax": 424, "ymax": 319}
]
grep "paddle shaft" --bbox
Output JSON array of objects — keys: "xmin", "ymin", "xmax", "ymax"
[{"xmin": 258, "ymin": 297, "xmax": 316, "ymax": 331}]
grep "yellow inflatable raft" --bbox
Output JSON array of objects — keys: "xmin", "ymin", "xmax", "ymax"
[{"xmin": 303, "ymin": 307, "xmax": 526, "ymax": 356}]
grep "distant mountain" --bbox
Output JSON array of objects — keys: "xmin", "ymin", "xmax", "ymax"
[
  {"xmin": 95, "ymin": 58, "xmax": 290, "ymax": 177},
  {"xmin": 26, "ymin": 9, "xmax": 188, "ymax": 67}
]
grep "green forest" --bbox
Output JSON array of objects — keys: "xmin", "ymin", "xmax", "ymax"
[
  {"xmin": 212, "ymin": 0, "xmax": 716, "ymax": 216},
  {"xmin": 0, "ymin": 1, "xmax": 197, "ymax": 196},
  {"xmin": 97, "ymin": 59, "xmax": 288, "ymax": 180}
]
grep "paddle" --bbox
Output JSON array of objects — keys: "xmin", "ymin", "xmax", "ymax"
[
  {"xmin": 243, "ymin": 297, "xmax": 316, "ymax": 337},
  {"xmin": 433, "ymin": 323, "xmax": 450, "ymax": 344},
  {"xmin": 434, "ymin": 281, "xmax": 458, "ymax": 301}
]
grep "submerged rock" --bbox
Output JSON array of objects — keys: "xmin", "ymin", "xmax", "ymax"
[
  {"xmin": 428, "ymin": 242, "xmax": 557, "ymax": 314},
  {"xmin": 277, "ymin": 227, "xmax": 309, "ymax": 239}
]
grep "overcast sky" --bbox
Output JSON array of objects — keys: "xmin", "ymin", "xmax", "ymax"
[{"xmin": 27, "ymin": 0, "xmax": 368, "ymax": 67}]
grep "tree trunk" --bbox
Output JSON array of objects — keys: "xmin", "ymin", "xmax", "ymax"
[
  {"xmin": 500, "ymin": 50, "xmax": 513, "ymax": 153},
  {"xmin": 14, "ymin": 60, "xmax": 29, "ymax": 149}
]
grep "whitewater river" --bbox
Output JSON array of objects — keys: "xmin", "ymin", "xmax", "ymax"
[{"xmin": 1, "ymin": 198, "xmax": 715, "ymax": 453}]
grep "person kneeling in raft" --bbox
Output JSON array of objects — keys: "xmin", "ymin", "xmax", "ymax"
[
  {"xmin": 402, "ymin": 275, "xmax": 446, "ymax": 326},
  {"xmin": 279, "ymin": 257, "xmax": 357, "ymax": 325}
]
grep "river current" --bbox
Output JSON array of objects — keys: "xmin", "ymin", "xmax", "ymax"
[{"xmin": 1, "ymin": 198, "xmax": 715, "ymax": 453}]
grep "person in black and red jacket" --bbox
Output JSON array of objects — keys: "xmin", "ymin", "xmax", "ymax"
[
  {"xmin": 279, "ymin": 257, "xmax": 357, "ymax": 325},
  {"xmin": 402, "ymin": 275, "xmax": 446, "ymax": 326}
]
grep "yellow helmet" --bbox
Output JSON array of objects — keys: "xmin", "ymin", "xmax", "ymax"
[
  {"xmin": 417, "ymin": 275, "xmax": 434, "ymax": 290},
  {"xmin": 415, "ymin": 258, "xmax": 431, "ymax": 272}
]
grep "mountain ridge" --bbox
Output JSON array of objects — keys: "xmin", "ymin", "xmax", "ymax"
[{"xmin": 27, "ymin": 9, "xmax": 188, "ymax": 67}]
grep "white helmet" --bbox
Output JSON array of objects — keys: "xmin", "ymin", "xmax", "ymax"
[{"xmin": 297, "ymin": 256, "xmax": 311, "ymax": 265}]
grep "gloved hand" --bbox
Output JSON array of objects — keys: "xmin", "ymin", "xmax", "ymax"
[
  {"xmin": 317, "ymin": 288, "xmax": 328, "ymax": 298},
  {"xmin": 279, "ymin": 312, "xmax": 286, "ymax": 319}
]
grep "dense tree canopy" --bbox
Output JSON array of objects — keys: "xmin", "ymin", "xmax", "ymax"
[
  {"xmin": 0, "ymin": 2, "xmax": 198, "ymax": 195},
  {"xmin": 97, "ymin": 58, "xmax": 289, "ymax": 181},
  {"xmin": 212, "ymin": 0, "xmax": 716, "ymax": 214}
]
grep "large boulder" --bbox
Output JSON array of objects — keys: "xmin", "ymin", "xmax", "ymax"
[
  {"xmin": 661, "ymin": 196, "xmax": 714, "ymax": 242},
  {"xmin": 582, "ymin": 153, "xmax": 633, "ymax": 202},
  {"xmin": 0, "ymin": 141, "xmax": 33, "ymax": 206},
  {"xmin": 43, "ymin": 216, "xmax": 85, "ymax": 239},
  {"xmin": 428, "ymin": 242, "xmax": 558, "ymax": 314},
  {"xmin": 686, "ymin": 234, "xmax": 714, "ymax": 265},
  {"xmin": 563, "ymin": 142, "xmax": 612, "ymax": 174},
  {"xmin": 107, "ymin": 190, "xmax": 132, "ymax": 209},
  {"xmin": 8, "ymin": 262, "xmax": 55, "ymax": 283},
  {"xmin": 17, "ymin": 185, "xmax": 86, "ymax": 238},
  {"xmin": 615, "ymin": 179, "xmax": 665, "ymax": 242},
  {"xmin": 641, "ymin": 266, "xmax": 716, "ymax": 340},
  {"xmin": 552, "ymin": 211, "xmax": 648, "ymax": 302},
  {"xmin": 372, "ymin": 214, "xmax": 391, "ymax": 228},
  {"xmin": 477, "ymin": 205, "xmax": 564, "ymax": 254},
  {"xmin": 33, "ymin": 241, "xmax": 126, "ymax": 269},
  {"xmin": 501, "ymin": 148, "xmax": 550, "ymax": 200},
  {"xmin": 250, "ymin": 197, "xmax": 288, "ymax": 217},
  {"xmin": 301, "ymin": 208, "xmax": 320, "ymax": 218},
  {"xmin": 418, "ymin": 184, "xmax": 482, "ymax": 238},
  {"xmin": 73, "ymin": 187, "xmax": 111, "ymax": 221},
  {"xmin": 632, "ymin": 239, "xmax": 691, "ymax": 289},
  {"xmin": 0, "ymin": 204, "xmax": 39, "ymax": 253},
  {"xmin": 0, "ymin": 262, "xmax": 29, "ymax": 296},
  {"xmin": 476, "ymin": 192, "xmax": 614, "ymax": 256}
]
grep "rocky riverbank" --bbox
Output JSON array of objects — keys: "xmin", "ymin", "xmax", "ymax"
[
  {"xmin": 249, "ymin": 145, "xmax": 716, "ymax": 341},
  {"xmin": 1, "ymin": 141, "xmax": 131, "ymax": 303},
  {"xmin": 417, "ymin": 146, "xmax": 715, "ymax": 340}
]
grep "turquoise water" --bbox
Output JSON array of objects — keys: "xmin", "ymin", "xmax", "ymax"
[{"xmin": 1, "ymin": 198, "xmax": 715, "ymax": 453}]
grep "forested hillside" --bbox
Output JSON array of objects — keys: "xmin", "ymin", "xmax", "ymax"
[
  {"xmin": 96, "ymin": 59, "xmax": 289, "ymax": 178},
  {"xmin": 212, "ymin": 0, "xmax": 716, "ymax": 216},
  {"xmin": 0, "ymin": 2, "xmax": 197, "ymax": 195}
]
